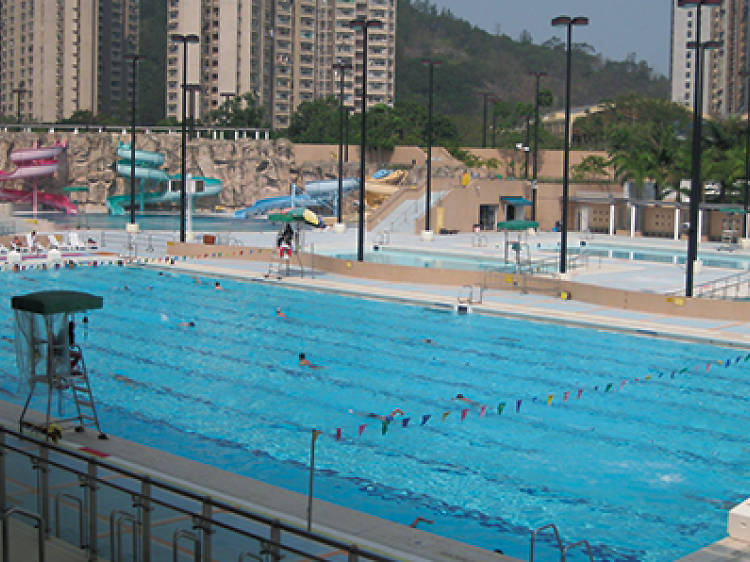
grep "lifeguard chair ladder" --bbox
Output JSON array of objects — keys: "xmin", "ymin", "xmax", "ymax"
[{"xmin": 12, "ymin": 290, "xmax": 107, "ymax": 440}]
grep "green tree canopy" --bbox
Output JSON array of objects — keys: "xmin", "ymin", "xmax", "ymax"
[
  {"xmin": 286, "ymin": 96, "xmax": 340, "ymax": 143},
  {"xmin": 206, "ymin": 92, "xmax": 265, "ymax": 128}
]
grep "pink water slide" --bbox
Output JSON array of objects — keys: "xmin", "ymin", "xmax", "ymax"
[{"xmin": 0, "ymin": 141, "xmax": 77, "ymax": 214}]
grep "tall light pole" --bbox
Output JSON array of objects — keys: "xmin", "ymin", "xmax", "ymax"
[
  {"xmin": 11, "ymin": 86, "xmax": 28, "ymax": 124},
  {"xmin": 170, "ymin": 33, "xmax": 200, "ymax": 243},
  {"xmin": 529, "ymin": 71, "xmax": 547, "ymax": 222},
  {"xmin": 333, "ymin": 61, "xmax": 352, "ymax": 225},
  {"xmin": 344, "ymin": 106, "xmax": 353, "ymax": 163},
  {"xmin": 480, "ymin": 92, "xmax": 493, "ymax": 148},
  {"xmin": 349, "ymin": 17, "xmax": 383, "ymax": 261},
  {"xmin": 523, "ymin": 114, "xmax": 531, "ymax": 179},
  {"xmin": 742, "ymin": 69, "xmax": 750, "ymax": 238},
  {"xmin": 184, "ymin": 83, "xmax": 201, "ymax": 139},
  {"xmin": 678, "ymin": 0, "xmax": 721, "ymax": 297},
  {"xmin": 551, "ymin": 15, "xmax": 588, "ymax": 274},
  {"xmin": 423, "ymin": 59, "xmax": 441, "ymax": 234},
  {"xmin": 125, "ymin": 54, "xmax": 144, "ymax": 225}
]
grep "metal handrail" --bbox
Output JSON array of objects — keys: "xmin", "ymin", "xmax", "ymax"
[
  {"xmin": 110, "ymin": 509, "xmax": 138, "ymax": 562},
  {"xmin": 53, "ymin": 492, "xmax": 84, "ymax": 547},
  {"xmin": 0, "ymin": 122, "xmax": 270, "ymax": 138},
  {"xmin": 529, "ymin": 522, "xmax": 564, "ymax": 562},
  {"xmin": 0, "ymin": 426, "xmax": 389, "ymax": 561},
  {"xmin": 2, "ymin": 506, "xmax": 45, "ymax": 562},
  {"xmin": 173, "ymin": 529, "xmax": 200, "ymax": 562},
  {"xmin": 562, "ymin": 539, "xmax": 594, "ymax": 561}
]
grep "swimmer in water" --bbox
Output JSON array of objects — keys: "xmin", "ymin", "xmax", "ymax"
[
  {"xmin": 298, "ymin": 353, "xmax": 322, "ymax": 368},
  {"xmin": 453, "ymin": 393, "xmax": 481, "ymax": 407},
  {"xmin": 178, "ymin": 321, "xmax": 196, "ymax": 327},
  {"xmin": 348, "ymin": 408, "xmax": 405, "ymax": 421},
  {"xmin": 214, "ymin": 281, "xmax": 224, "ymax": 290},
  {"xmin": 276, "ymin": 307, "xmax": 287, "ymax": 318}
]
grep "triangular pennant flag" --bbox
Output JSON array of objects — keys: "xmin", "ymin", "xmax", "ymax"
[
  {"xmin": 679, "ymin": 367, "xmax": 688, "ymax": 373},
  {"xmin": 634, "ymin": 378, "xmax": 640, "ymax": 382},
  {"xmin": 644, "ymin": 375, "xmax": 651, "ymax": 380},
  {"xmin": 577, "ymin": 388, "xmax": 583, "ymax": 399},
  {"xmin": 358, "ymin": 424, "xmax": 366, "ymax": 436},
  {"xmin": 441, "ymin": 411, "xmax": 450, "ymax": 422},
  {"xmin": 547, "ymin": 394, "xmax": 554, "ymax": 405},
  {"xmin": 401, "ymin": 417, "xmax": 410, "ymax": 427},
  {"xmin": 605, "ymin": 383, "xmax": 613, "ymax": 392},
  {"xmin": 335, "ymin": 428, "xmax": 342, "ymax": 441},
  {"xmin": 498, "ymin": 402, "xmax": 506, "ymax": 415},
  {"xmin": 515, "ymin": 399, "xmax": 522, "ymax": 413},
  {"xmin": 563, "ymin": 391, "xmax": 570, "ymax": 403},
  {"xmin": 381, "ymin": 421, "xmax": 390, "ymax": 435},
  {"xmin": 620, "ymin": 380, "xmax": 627, "ymax": 390},
  {"xmin": 460, "ymin": 409, "xmax": 468, "ymax": 421},
  {"xmin": 594, "ymin": 385, "xmax": 599, "ymax": 391},
  {"xmin": 716, "ymin": 360, "xmax": 722, "ymax": 365},
  {"xmin": 480, "ymin": 405, "xmax": 487, "ymax": 417},
  {"xmin": 421, "ymin": 414, "xmax": 431, "ymax": 426},
  {"xmin": 725, "ymin": 360, "xmax": 731, "ymax": 368}
]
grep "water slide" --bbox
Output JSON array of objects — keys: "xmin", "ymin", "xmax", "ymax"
[
  {"xmin": 0, "ymin": 143, "xmax": 77, "ymax": 214},
  {"xmin": 233, "ymin": 178, "xmax": 359, "ymax": 219},
  {"xmin": 108, "ymin": 144, "xmax": 223, "ymax": 215}
]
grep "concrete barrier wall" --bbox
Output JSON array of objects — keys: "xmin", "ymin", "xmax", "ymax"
[{"xmin": 167, "ymin": 241, "xmax": 750, "ymax": 322}]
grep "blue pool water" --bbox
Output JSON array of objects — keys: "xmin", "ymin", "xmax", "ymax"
[
  {"xmin": 333, "ymin": 247, "xmax": 557, "ymax": 273},
  {"xmin": 553, "ymin": 243, "xmax": 750, "ymax": 270},
  {"xmin": 1, "ymin": 266, "xmax": 748, "ymax": 560}
]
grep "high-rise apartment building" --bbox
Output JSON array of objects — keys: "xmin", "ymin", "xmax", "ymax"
[
  {"xmin": 166, "ymin": 0, "xmax": 396, "ymax": 130},
  {"xmin": 0, "ymin": 0, "xmax": 138, "ymax": 122},
  {"xmin": 670, "ymin": 0, "xmax": 750, "ymax": 116}
]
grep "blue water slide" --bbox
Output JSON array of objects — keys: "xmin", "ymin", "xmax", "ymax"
[
  {"xmin": 303, "ymin": 178, "xmax": 360, "ymax": 196},
  {"xmin": 233, "ymin": 193, "xmax": 314, "ymax": 219}
]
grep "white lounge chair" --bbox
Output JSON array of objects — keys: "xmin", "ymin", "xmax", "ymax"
[
  {"xmin": 47, "ymin": 234, "xmax": 61, "ymax": 249},
  {"xmin": 67, "ymin": 231, "xmax": 85, "ymax": 251}
]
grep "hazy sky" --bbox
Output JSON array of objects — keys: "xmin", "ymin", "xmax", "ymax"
[{"xmin": 428, "ymin": 1, "xmax": 672, "ymax": 76}]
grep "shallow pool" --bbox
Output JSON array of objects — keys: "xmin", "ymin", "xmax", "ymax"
[{"xmin": 1, "ymin": 266, "xmax": 748, "ymax": 561}]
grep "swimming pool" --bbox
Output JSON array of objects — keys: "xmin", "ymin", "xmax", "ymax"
[
  {"xmin": 546, "ymin": 243, "xmax": 750, "ymax": 270},
  {"xmin": 332, "ymin": 247, "xmax": 558, "ymax": 273},
  {"xmin": 0, "ymin": 266, "xmax": 747, "ymax": 560}
]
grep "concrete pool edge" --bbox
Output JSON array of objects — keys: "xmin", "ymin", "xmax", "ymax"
[{"xmin": 0, "ymin": 401, "xmax": 513, "ymax": 562}]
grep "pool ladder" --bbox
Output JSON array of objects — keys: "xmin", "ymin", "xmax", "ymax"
[{"xmin": 529, "ymin": 523, "xmax": 594, "ymax": 561}]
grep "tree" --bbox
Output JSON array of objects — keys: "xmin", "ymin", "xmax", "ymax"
[
  {"xmin": 207, "ymin": 92, "xmax": 265, "ymax": 128},
  {"xmin": 286, "ymin": 97, "xmax": 340, "ymax": 143},
  {"xmin": 571, "ymin": 155, "xmax": 609, "ymax": 181}
]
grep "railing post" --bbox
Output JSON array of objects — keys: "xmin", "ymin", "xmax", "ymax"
[
  {"xmin": 0, "ymin": 429, "xmax": 6, "ymax": 515},
  {"xmin": 200, "ymin": 498, "xmax": 212, "ymax": 562},
  {"xmin": 39, "ymin": 444, "xmax": 50, "ymax": 539},
  {"xmin": 140, "ymin": 477, "xmax": 152, "ymax": 562},
  {"xmin": 87, "ymin": 460, "xmax": 98, "ymax": 560},
  {"xmin": 270, "ymin": 520, "xmax": 281, "ymax": 562}
]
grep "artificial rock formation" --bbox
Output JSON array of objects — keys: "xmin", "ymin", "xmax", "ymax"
[{"xmin": 0, "ymin": 132, "xmax": 302, "ymax": 212}]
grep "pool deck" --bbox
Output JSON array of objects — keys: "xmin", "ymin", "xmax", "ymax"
[{"xmin": 14, "ymin": 227, "xmax": 750, "ymax": 560}]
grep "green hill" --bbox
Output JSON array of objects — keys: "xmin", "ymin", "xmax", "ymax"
[{"xmin": 396, "ymin": 0, "xmax": 669, "ymax": 144}]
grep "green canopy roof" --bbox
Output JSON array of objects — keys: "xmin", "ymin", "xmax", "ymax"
[
  {"xmin": 497, "ymin": 220, "xmax": 539, "ymax": 231},
  {"xmin": 11, "ymin": 291, "xmax": 103, "ymax": 314},
  {"xmin": 62, "ymin": 186, "xmax": 90, "ymax": 193}
]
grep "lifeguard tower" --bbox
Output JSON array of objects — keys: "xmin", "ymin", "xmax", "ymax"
[{"xmin": 11, "ymin": 290, "xmax": 106, "ymax": 440}]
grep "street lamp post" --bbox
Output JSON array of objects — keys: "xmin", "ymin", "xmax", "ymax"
[
  {"xmin": 349, "ymin": 18, "xmax": 383, "ymax": 261},
  {"xmin": 344, "ymin": 106, "xmax": 352, "ymax": 163},
  {"xmin": 11, "ymin": 86, "xmax": 28, "ymax": 124},
  {"xmin": 184, "ymin": 84, "xmax": 201, "ymax": 139},
  {"xmin": 481, "ymin": 92, "xmax": 492, "ymax": 148},
  {"xmin": 529, "ymin": 71, "xmax": 547, "ymax": 222},
  {"xmin": 125, "ymin": 54, "xmax": 144, "ymax": 225},
  {"xmin": 678, "ymin": 0, "xmax": 721, "ymax": 297},
  {"xmin": 523, "ymin": 114, "xmax": 531, "ymax": 179},
  {"xmin": 742, "ymin": 70, "xmax": 750, "ymax": 238},
  {"xmin": 551, "ymin": 15, "xmax": 588, "ymax": 275},
  {"xmin": 170, "ymin": 33, "xmax": 200, "ymax": 243},
  {"xmin": 422, "ymin": 60, "xmax": 441, "ymax": 234},
  {"xmin": 333, "ymin": 61, "xmax": 353, "ymax": 225}
]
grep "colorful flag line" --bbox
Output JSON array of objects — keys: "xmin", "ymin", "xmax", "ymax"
[{"xmin": 320, "ymin": 352, "xmax": 750, "ymax": 442}]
